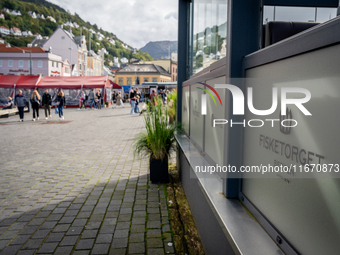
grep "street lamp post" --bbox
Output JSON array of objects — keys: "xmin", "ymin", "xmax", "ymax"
[{"xmin": 29, "ymin": 50, "xmax": 32, "ymax": 75}]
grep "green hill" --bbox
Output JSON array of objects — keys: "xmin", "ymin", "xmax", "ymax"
[{"xmin": 0, "ymin": 0, "xmax": 153, "ymax": 65}]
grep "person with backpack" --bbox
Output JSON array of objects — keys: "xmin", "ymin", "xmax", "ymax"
[
  {"xmin": 30, "ymin": 90, "xmax": 41, "ymax": 121},
  {"xmin": 14, "ymin": 90, "xmax": 27, "ymax": 122},
  {"xmin": 96, "ymin": 90, "xmax": 102, "ymax": 109},
  {"xmin": 42, "ymin": 89, "xmax": 52, "ymax": 119}
]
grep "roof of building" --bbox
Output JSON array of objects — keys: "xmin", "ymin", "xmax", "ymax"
[
  {"xmin": 11, "ymin": 27, "xmax": 21, "ymax": 31},
  {"xmin": 0, "ymin": 26, "xmax": 9, "ymax": 29},
  {"xmin": 31, "ymin": 39, "xmax": 47, "ymax": 47},
  {"xmin": 0, "ymin": 46, "xmax": 45, "ymax": 53},
  {"xmin": 116, "ymin": 64, "xmax": 171, "ymax": 76}
]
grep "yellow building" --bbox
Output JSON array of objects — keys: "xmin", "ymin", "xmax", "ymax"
[{"xmin": 116, "ymin": 64, "xmax": 171, "ymax": 86}]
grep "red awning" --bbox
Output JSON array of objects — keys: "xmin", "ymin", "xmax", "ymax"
[
  {"xmin": 37, "ymin": 76, "xmax": 110, "ymax": 89},
  {"xmin": 110, "ymin": 80, "xmax": 122, "ymax": 89},
  {"xmin": 0, "ymin": 75, "xmax": 41, "ymax": 88}
]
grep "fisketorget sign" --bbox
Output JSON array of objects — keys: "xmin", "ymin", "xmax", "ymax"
[{"xmin": 197, "ymin": 83, "xmax": 311, "ymax": 128}]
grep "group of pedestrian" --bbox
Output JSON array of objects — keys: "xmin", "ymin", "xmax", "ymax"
[
  {"xmin": 10, "ymin": 89, "xmax": 66, "ymax": 122},
  {"xmin": 112, "ymin": 91, "xmax": 124, "ymax": 109},
  {"xmin": 78, "ymin": 89, "xmax": 102, "ymax": 110},
  {"xmin": 129, "ymin": 88, "xmax": 141, "ymax": 115}
]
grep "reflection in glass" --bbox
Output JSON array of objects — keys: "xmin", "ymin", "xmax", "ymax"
[{"xmin": 191, "ymin": 0, "xmax": 228, "ymax": 76}]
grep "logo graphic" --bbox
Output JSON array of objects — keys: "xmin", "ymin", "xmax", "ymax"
[
  {"xmin": 199, "ymin": 84, "xmax": 311, "ymax": 116},
  {"xmin": 197, "ymin": 82, "xmax": 222, "ymax": 115},
  {"xmin": 280, "ymin": 108, "xmax": 293, "ymax": 135}
]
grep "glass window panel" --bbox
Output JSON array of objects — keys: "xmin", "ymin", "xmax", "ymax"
[
  {"xmin": 189, "ymin": 83, "xmax": 204, "ymax": 149},
  {"xmin": 182, "ymin": 86, "xmax": 190, "ymax": 134},
  {"xmin": 204, "ymin": 76, "xmax": 225, "ymax": 166},
  {"xmin": 191, "ymin": 0, "xmax": 228, "ymax": 76}
]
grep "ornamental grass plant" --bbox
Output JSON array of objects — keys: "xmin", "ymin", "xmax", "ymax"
[{"xmin": 134, "ymin": 98, "xmax": 180, "ymax": 160}]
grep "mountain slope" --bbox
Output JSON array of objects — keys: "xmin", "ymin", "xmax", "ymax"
[
  {"xmin": 139, "ymin": 41, "xmax": 177, "ymax": 60},
  {"xmin": 0, "ymin": 0, "xmax": 153, "ymax": 64}
]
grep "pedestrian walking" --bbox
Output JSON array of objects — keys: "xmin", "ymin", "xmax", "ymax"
[
  {"xmin": 130, "ymin": 89, "xmax": 136, "ymax": 114},
  {"xmin": 112, "ymin": 92, "xmax": 116, "ymax": 106},
  {"xmin": 135, "ymin": 95, "xmax": 140, "ymax": 113},
  {"xmin": 56, "ymin": 91, "xmax": 66, "ymax": 120},
  {"xmin": 42, "ymin": 89, "xmax": 52, "ymax": 119},
  {"xmin": 113, "ymin": 91, "xmax": 124, "ymax": 109},
  {"xmin": 96, "ymin": 90, "xmax": 102, "ymax": 109},
  {"xmin": 14, "ymin": 90, "xmax": 27, "ymax": 122},
  {"xmin": 78, "ymin": 91, "xmax": 87, "ymax": 110},
  {"xmin": 3, "ymin": 97, "xmax": 13, "ymax": 110},
  {"xmin": 88, "ymin": 89, "xmax": 95, "ymax": 109},
  {"xmin": 30, "ymin": 90, "xmax": 41, "ymax": 121}
]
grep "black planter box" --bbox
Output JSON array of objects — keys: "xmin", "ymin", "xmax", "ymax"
[{"xmin": 149, "ymin": 156, "xmax": 169, "ymax": 183}]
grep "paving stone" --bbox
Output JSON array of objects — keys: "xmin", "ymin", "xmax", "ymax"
[
  {"xmin": 108, "ymin": 248, "xmax": 126, "ymax": 255},
  {"xmin": 147, "ymin": 248, "xmax": 165, "ymax": 255},
  {"xmin": 22, "ymin": 239, "xmax": 44, "ymax": 249},
  {"xmin": 32, "ymin": 230, "xmax": 51, "ymax": 239},
  {"xmin": 147, "ymin": 229, "xmax": 162, "ymax": 238},
  {"xmin": 17, "ymin": 251, "xmax": 35, "ymax": 255},
  {"xmin": 53, "ymin": 224, "xmax": 70, "ymax": 233},
  {"xmin": 129, "ymin": 233, "xmax": 145, "ymax": 243},
  {"xmin": 0, "ymin": 245, "xmax": 22, "ymax": 255},
  {"xmin": 66, "ymin": 227, "xmax": 83, "ymax": 236},
  {"xmin": 73, "ymin": 251, "xmax": 90, "ymax": 255},
  {"xmin": 132, "ymin": 217, "xmax": 145, "ymax": 225},
  {"xmin": 128, "ymin": 242, "xmax": 145, "ymax": 254},
  {"xmin": 54, "ymin": 246, "xmax": 73, "ymax": 255},
  {"xmin": 131, "ymin": 225, "xmax": 146, "ymax": 234},
  {"xmin": 147, "ymin": 221, "xmax": 161, "ymax": 229},
  {"xmin": 45, "ymin": 232, "xmax": 65, "ymax": 242},
  {"xmin": 37, "ymin": 242, "xmax": 58, "ymax": 254},
  {"xmin": 147, "ymin": 238, "xmax": 163, "ymax": 248},
  {"xmin": 10, "ymin": 234, "xmax": 31, "ymax": 245},
  {"xmin": 99, "ymin": 226, "xmax": 115, "ymax": 234},
  {"xmin": 81, "ymin": 230, "xmax": 98, "ymax": 239},
  {"xmin": 59, "ymin": 235, "xmax": 79, "ymax": 246},
  {"xmin": 75, "ymin": 239, "xmax": 95, "ymax": 250},
  {"xmin": 113, "ymin": 229, "xmax": 129, "ymax": 239},
  {"xmin": 111, "ymin": 238, "xmax": 128, "ymax": 248},
  {"xmin": 96, "ymin": 234, "xmax": 112, "ymax": 244},
  {"xmin": 91, "ymin": 243, "xmax": 110, "ymax": 254},
  {"xmin": 116, "ymin": 222, "xmax": 130, "ymax": 230}
]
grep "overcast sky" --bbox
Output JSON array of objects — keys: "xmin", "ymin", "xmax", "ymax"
[{"xmin": 48, "ymin": 0, "xmax": 179, "ymax": 49}]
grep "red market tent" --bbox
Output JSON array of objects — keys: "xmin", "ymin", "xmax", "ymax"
[
  {"xmin": 37, "ymin": 76, "xmax": 110, "ymax": 89},
  {"xmin": 0, "ymin": 75, "xmax": 41, "ymax": 88},
  {"xmin": 110, "ymin": 80, "xmax": 122, "ymax": 89}
]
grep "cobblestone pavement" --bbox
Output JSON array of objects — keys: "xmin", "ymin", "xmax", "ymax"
[{"xmin": 0, "ymin": 106, "xmax": 174, "ymax": 255}]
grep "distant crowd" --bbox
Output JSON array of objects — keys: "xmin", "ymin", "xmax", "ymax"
[{"xmin": 3, "ymin": 88, "xmax": 102, "ymax": 122}]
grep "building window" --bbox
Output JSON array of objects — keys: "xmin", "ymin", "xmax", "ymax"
[
  {"xmin": 79, "ymin": 64, "xmax": 82, "ymax": 70},
  {"xmin": 8, "ymin": 60, "xmax": 13, "ymax": 67},
  {"xmin": 65, "ymin": 67, "xmax": 69, "ymax": 73},
  {"xmin": 38, "ymin": 61, "xmax": 43, "ymax": 68},
  {"xmin": 118, "ymin": 78, "xmax": 123, "ymax": 85},
  {"xmin": 0, "ymin": 60, "xmax": 2, "ymax": 67},
  {"xmin": 52, "ymin": 61, "xmax": 54, "ymax": 67},
  {"xmin": 56, "ymin": 62, "xmax": 58, "ymax": 68},
  {"xmin": 28, "ymin": 60, "xmax": 32, "ymax": 67},
  {"xmin": 19, "ymin": 60, "xmax": 23, "ymax": 67},
  {"xmin": 190, "ymin": 0, "xmax": 228, "ymax": 76},
  {"xmin": 152, "ymin": 78, "xmax": 157, "ymax": 82},
  {"xmin": 127, "ymin": 78, "xmax": 132, "ymax": 85},
  {"xmin": 144, "ymin": 78, "xmax": 149, "ymax": 82}
]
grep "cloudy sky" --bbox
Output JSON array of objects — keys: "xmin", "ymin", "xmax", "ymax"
[{"xmin": 48, "ymin": 0, "xmax": 179, "ymax": 49}]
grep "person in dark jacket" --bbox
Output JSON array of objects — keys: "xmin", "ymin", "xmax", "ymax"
[
  {"xmin": 42, "ymin": 89, "xmax": 52, "ymax": 120},
  {"xmin": 14, "ymin": 90, "xmax": 27, "ymax": 122},
  {"xmin": 56, "ymin": 91, "xmax": 66, "ymax": 120},
  {"xmin": 30, "ymin": 90, "xmax": 41, "ymax": 121},
  {"xmin": 3, "ymin": 97, "xmax": 13, "ymax": 110}
]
